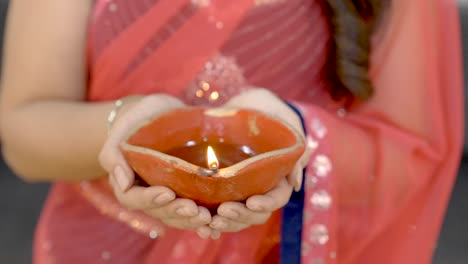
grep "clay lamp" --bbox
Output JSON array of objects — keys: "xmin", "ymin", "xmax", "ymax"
[{"xmin": 120, "ymin": 107, "xmax": 306, "ymax": 208}]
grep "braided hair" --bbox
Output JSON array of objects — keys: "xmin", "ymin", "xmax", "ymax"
[{"xmin": 322, "ymin": 0, "xmax": 389, "ymax": 104}]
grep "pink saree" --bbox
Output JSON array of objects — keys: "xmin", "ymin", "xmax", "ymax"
[{"xmin": 33, "ymin": 0, "xmax": 464, "ymax": 263}]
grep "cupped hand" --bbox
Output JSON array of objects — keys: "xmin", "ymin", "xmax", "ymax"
[
  {"xmin": 210, "ymin": 179, "xmax": 292, "ymax": 233},
  {"xmin": 99, "ymin": 94, "xmax": 212, "ymax": 233},
  {"xmin": 225, "ymin": 88, "xmax": 311, "ymax": 190},
  {"xmin": 208, "ymin": 88, "xmax": 311, "ymax": 234}
]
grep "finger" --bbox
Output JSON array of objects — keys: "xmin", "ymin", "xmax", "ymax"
[
  {"xmin": 146, "ymin": 198, "xmax": 199, "ymax": 219},
  {"xmin": 211, "ymin": 230, "xmax": 221, "ymax": 240},
  {"xmin": 159, "ymin": 206, "xmax": 211, "ymax": 230},
  {"xmin": 287, "ymin": 163, "xmax": 303, "ymax": 191},
  {"xmin": 99, "ymin": 145, "xmax": 135, "ymax": 191},
  {"xmin": 301, "ymin": 144, "xmax": 313, "ymax": 167},
  {"xmin": 246, "ymin": 179, "xmax": 293, "ymax": 212},
  {"xmin": 217, "ymin": 202, "xmax": 271, "ymax": 225},
  {"xmin": 109, "ymin": 176, "xmax": 176, "ymax": 210},
  {"xmin": 196, "ymin": 226, "xmax": 212, "ymax": 239},
  {"xmin": 113, "ymin": 164, "xmax": 134, "ymax": 191},
  {"xmin": 210, "ymin": 215, "xmax": 250, "ymax": 233},
  {"xmin": 189, "ymin": 206, "xmax": 212, "ymax": 226},
  {"xmin": 288, "ymin": 140, "xmax": 312, "ymax": 191}
]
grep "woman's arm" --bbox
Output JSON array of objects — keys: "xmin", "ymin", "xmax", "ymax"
[{"xmin": 0, "ymin": 0, "xmax": 113, "ymax": 182}]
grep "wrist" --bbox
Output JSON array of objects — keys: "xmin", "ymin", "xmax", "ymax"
[
  {"xmin": 106, "ymin": 94, "xmax": 185, "ymax": 135},
  {"xmin": 107, "ymin": 95, "xmax": 144, "ymax": 134}
]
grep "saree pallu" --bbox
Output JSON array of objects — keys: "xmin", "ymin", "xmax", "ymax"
[{"xmin": 33, "ymin": 0, "xmax": 464, "ymax": 263}]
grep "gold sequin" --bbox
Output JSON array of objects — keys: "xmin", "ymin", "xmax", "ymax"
[
  {"xmin": 209, "ymin": 91, "xmax": 220, "ymax": 101},
  {"xmin": 131, "ymin": 219, "xmax": 142, "ymax": 229},
  {"xmin": 196, "ymin": 89, "xmax": 204, "ymax": 98},
  {"xmin": 184, "ymin": 54, "xmax": 247, "ymax": 106},
  {"xmin": 200, "ymin": 81, "xmax": 210, "ymax": 91}
]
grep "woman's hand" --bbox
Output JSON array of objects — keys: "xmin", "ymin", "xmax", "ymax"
[
  {"xmin": 209, "ymin": 88, "xmax": 311, "ymax": 233},
  {"xmin": 225, "ymin": 88, "xmax": 310, "ymax": 190},
  {"xmin": 210, "ymin": 179, "xmax": 292, "ymax": 232},
  {"xmin": 99, "ymin": 94, "xmax": 212, "ymax": 232}
]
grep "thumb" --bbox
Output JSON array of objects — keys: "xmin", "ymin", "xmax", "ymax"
[
  {"xmin": 300, "ymin": 144, "xmax": 313, "ymax": 168},
  {"xmin": 288, "ymin": 163, "xmax": 303, "ymax": 192},
  {"xmin": 111, "ymin": 154, "xmax": 135, "ymax": 191},
  {"xmin": 288, "ymin": 145, "xmax": 312, "ymax": 191}
]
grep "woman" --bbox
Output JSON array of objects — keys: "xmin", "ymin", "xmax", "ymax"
[{"xmin": 0, "ymin": 0, "xmax": 463, "ymax": 263}]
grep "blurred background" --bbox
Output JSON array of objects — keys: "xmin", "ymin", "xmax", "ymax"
[{"xmin": 0, "ymin": 0, "xmax": 468, "ymax": 263}]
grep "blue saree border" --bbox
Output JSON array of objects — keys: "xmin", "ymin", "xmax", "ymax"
[{"xmin": 280, "ymin": 102, "xmax": 307, "ymax": 264}]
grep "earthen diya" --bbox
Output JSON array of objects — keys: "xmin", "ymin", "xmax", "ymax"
[{"xmin": 120, "ymin": 107, "xmax": 306, "ymax": 208}]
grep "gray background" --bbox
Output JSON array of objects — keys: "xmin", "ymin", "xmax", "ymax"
[{"xmin": 0, "ymin": 1, "xmax": 467, "ymax": 263}]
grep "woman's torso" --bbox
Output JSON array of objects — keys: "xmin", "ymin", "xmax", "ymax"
[
  {"xmin": 36, "ymin": 1, "xmax": 342, "ymax": 263},
  {"xmin": 88, "ymin": 0, "xmax": 337, "ymax": 108}
]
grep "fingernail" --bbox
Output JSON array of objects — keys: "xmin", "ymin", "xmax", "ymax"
[
  {"xmin": 198, "ymin": 212, "xmax": 210, "ymax": 223},
  {"xmin": 248, "ymin": 203, "xmax": 264, "ymax": 211},
  {"xmin": 210, "ymin": 219, "xmax": 226, "ymax": 229},
  {"xmin": 294, "ymin": 179, "xmax": 303, "ymax": 192},
  {"xmin": 202, "ymin": 215, "xmax": 211, "ymax": 223},
  {"xmin": 291, "ymin": 166, "xmax": 300, "ymax": 183},
  {"xmin": 197, "ymin": 229, "xmax": 210, "ymax": 239},
  {"xmin": 220, "ymin": 209, "xmax": 239, "ymax": 219},
  {"xmin": 190, "ymin": 214, "xmax": 209, "ymax": 224},
  {"xmin": 211, "ymin": 230, "xmax": 221, "ymax": 240},
  {"xmin": 176, "ymin": 207, "xmax": 196, "ymax": 217},
  {"xmin": 114, "ymin": 166, "xmax": 130, "ymax": 190},
  {"xmin": 153, "ymin": 193, "xmax": 172, "ymax": 204}
]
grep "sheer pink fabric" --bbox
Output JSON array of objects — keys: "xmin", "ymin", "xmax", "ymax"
[{"xmin": 33, "ymin": 0, "xmax": 463, "ymax": 263}]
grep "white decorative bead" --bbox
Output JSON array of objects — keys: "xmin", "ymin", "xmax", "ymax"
[
  {"xmin": 310, "ymin": 190, "xmax": 332, "ymax": 210},
  {"xmin": 306, "ymin": 175, "xmax": 318, "ymax": 188},
  {"xmin": 307, "ymin": 136, "xmax": 319, "ymax": 152},
  {"xmin": 337, "ymin": 108, "xmax": 347, "ymax": 117},
  {"xmin": 149, "ymin": 230, "xmax": 158, "ymax": 239},
  {"xmin": 310, "ymin": 224, "xmax": 329, "ymax": 245},
  {"xmin": 310, "ymin": 118, "xmax": 327, "ymax": 138},
  {"xmin": 313, "ymin": 155, "xmax": 332, "ymax": 177}
]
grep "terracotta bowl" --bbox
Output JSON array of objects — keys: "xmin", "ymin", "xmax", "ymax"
[{"xmin": 121, "ymin": 107, "xmax": 305, "ymax": 208}]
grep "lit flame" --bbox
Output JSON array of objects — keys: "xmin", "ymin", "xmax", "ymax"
[{"xmin": 207, "ymin": 146, "xmax": 219, "ymax": 170}]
